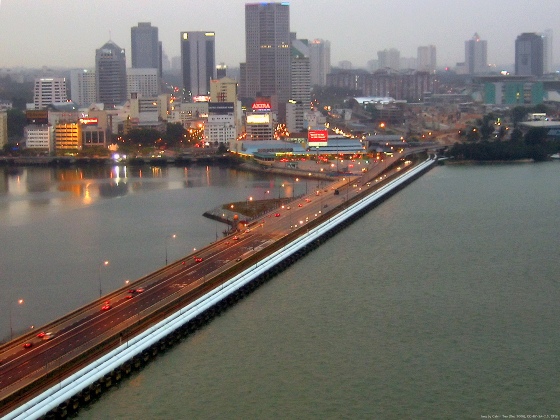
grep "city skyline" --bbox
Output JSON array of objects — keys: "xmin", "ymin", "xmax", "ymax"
[{"xmin": 0, "ymin": 0, "xmax": 558, "ymax": 72}]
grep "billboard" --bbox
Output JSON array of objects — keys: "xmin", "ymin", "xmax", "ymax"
[
  {"xmin": 208, "ymin": 102, "xmax": 234, "ymax": 114},
  {"xmin": 247, "ymin": 114, "xmax": 270, "ymax": 124},
  {"xmin": 79, "ymin": 118, "xmax": 98, "ymax": 126},
  {"xmin": 308, "ymin": 129, "xmax": 328, "ymax": 147},
  {"xmin": 26, "ymin": 110, "xmax": 49, "ymax": 125}
]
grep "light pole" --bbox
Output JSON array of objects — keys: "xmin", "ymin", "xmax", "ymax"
[
  {"xmin": 98, "ymin": 260, "xmax": 109, "ymax": 298},
  {"xmin": 10, "ymin": 298, "xmax": 24, "ymax": 340},
  {"xmin": 165, "ymin": 234, "xmax": 177, "ymax": 265}
]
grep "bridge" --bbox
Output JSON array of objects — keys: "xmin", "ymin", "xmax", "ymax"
[{"xmin": 0, "ymin": 149, "xmax": 438, "ymax": 419}]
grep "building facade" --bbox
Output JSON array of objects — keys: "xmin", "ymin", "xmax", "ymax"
[
  {"xmin": 465, "ymin": 33, "xmax": 488, "ymax": 74},
  {"xmin": 127, "ymin": 68, "xmax": 160, "ymax": 98},
  {"xmin": 70, "ymin": 69, "xmax": 96, "ymax": 107},
  {"xmin": 417, "ymin": 45, "xmax": 437, "ymax": 72},
  {"xmin": 54, "ymin": 123, "xmax": 81, "ymax": 150},
  {"xmin": 0, "ymin": 111, "xmax": 7, "ymax": 149},
  {"xmin": 515, "ymin": 33, "xmax": 544, "ymax": 76},
  {"xmin": 309, "ymin": 39, "xmax": 331, "ymax": 87},
  {"xmin": 378, "ymin": 49, "xmax": 401, "ymax": 70},
  {"xmin": 180, "ymin": 31, "xmax": 216, "ymax": 100},
  {"xmin": 33, "ymin": 78, "xmax": 67, "ymax": 110},
  {"xmin": 245, "ymin": 2, "xmax": 291, "ymax": 116},
  {"xmin": 131, "ymin": 22, "xmax": 161, "ymax": 76},
  {"xmin": 24, "ymin": 125, "xmax": 52, "ymax": 150},
  {"xmin": 95, "ymin": 41, "xmax": 127, "ymax": 108}
]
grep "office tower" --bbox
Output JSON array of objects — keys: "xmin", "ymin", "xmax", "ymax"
[
  {"xmin": 465, "ymin": 33, "xmax": 487, "ymax": 74},
  {"xmin": 131, "ymin": 22, "xmax": 161, "ymax": 76},
  {"xmin": 127, "ymin": 68, "xmax": 160, "ymax": 97},
  {"xmin": 216, "ymin": 63, "xmax": 228, "ymax": 79},
  {"xmin": 0, "ymin": 111, "xmax": 7, "ymax": 149},
  {"xmin": 180, "ymin": 31, "xmax": 216, "ymax": 100},
  {"xmin": 378, "ymin": 49, "xmax": 400, "ymax": 70},
  {"xmin": 95, "ymin": 41, "xmax": 127, "ymax": 108},
  {"xmin": 245, "ymin": 2, "xmax": 291, "ymax": 114},
  {"xmin": 309, "ymin": 39, "xmax": 331, "ymax": 87},
  {"xmin": 287, "ymin": 38, "xmax": 310, "ymax": 132},
  {"xmin": 542, "ymin": 29, "xmax": 553, "ymax": 74},
  {"xmin": 515, "ymin": 33, "xmax": 544, "ymax": 76},
  {"xmin": 70, "ymin": 69, "xmax": 96, "ymax": 107},
  {"xmin": 417, "ymin": 45, "xmax": 437, "ymax": 72},
  {"xmin": 33, "ymin": 78, "xmax": 67, "ymax": 110}
]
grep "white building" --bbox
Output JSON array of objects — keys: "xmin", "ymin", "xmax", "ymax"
[
  {"xmin": 417, "ymin": 45, "xmax": 437, "ymax": 72},
  {"xmin": 70, "ymin": 69, "xmax": 96, "ymax": 107},
  {"xmin": 286, "ymin": 101, "xmax": 306, "ymax": 134},
  {"xmin": 25, "ymin": 125, "xmax": 53, "ymax": 150},
  {"xmin": 33, "ymin": 78, "xmax": 67, "ymax": 110},
  {"xmin": 206, "ymin": 114, "xmax": 236, "ymax": 145},
  {"xmin": 127, "ymin": 68, "xmax": 160, "ymax": 98},
  {"xmin": 378, "ymin": 49, "xmax": 400, "ymax": 70}
]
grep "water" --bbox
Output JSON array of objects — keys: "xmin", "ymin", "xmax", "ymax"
[{"xmin": 2, "ymin": 162, "xmax": 560, "ymax": 419}]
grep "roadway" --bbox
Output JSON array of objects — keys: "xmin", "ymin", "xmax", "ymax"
[{"xmin": 0, "ymin": 148, "xmax": 428, "ymax": 412}]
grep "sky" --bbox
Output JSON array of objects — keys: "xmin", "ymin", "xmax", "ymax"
[{"xmin": 0, "ymin": 0, "xmax": 558, "ymax": 71}]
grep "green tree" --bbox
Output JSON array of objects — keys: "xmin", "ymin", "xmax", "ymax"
[{"xmin": 510, "ymin": 106, "xmax": 528, "ymax": 127}]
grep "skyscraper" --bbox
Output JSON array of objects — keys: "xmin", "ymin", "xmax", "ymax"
[
  {"xmin": 417, "ymin": 45, "xmax": 437, "ymax": 72},
  {"xmin": 131, "ymin": 22, "xmax": 161, "ymax": 76},
  {"xmin": 542, "ymin": 29, "xmax": 553, "ymax": 74},
  {"xmin": 515, "ymin": 33, "xmax": 544, "ymax": 76},
  {"xmin": 465, "ymin": 33, "xmax": 487, "ymax": 74},
  {"xmin": 309, "ymin": 39, "xmax": 331, "ymax": 87},
  {"xmin": 245, "ymin": 2, "xmax": 291, "ymax": 117},
  {"xmin": 378, "ymin": 48, "xmax": 401, "ymax": 70},
  {"xmin": 70, "ymin": 69, "xmax": 96, "ymax": 107},
  {"xmin": 180, "ymin": 31, "xmax": 216, "ymax": 100},
  {"xmin": 95, "ymin": 41, "xmax": 127, "ymax": 108}
]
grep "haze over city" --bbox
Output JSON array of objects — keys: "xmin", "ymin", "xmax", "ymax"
[{"xmin": 0, "ymin": 0, "xmax": 558, "ymax": 70}]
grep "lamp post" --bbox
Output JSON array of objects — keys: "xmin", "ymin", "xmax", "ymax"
[
  {"xmin": 10, "ymin": 298, "xmax": 24, "ymax": 340},
  {"xmin": 165, "ymin": 234, "xmax": 177, "ymax": 265},
  {"xmin": 98, "ymin": 260, "xmax": 109, "ymax": 298}
]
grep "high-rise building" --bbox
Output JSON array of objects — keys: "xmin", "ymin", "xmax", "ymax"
[
  {"xmin": 127, "ymin": 68, "xmax": 160, "ymax": 98},
  {"xmin": 288, "ymin": 38, "xmax": 310, "ymax": 133},
  {"xmin": 309, "ymin": 39, "xmax": 331, "ymax": 87},
  {"xmin": 131, "ymin": 22, "xmax": 161, "ymax": 76},
  {"xmin": 216, "ymin": 63, "xmax": 227, "ymax": 79},
  {"xmin": 542, "ymin": 29, "xmax": 553, "ymax": 74},
  {"xmin": 95, "ymin": 41, "xmax": 127, "ymax": 108},
  {"xmin": 465, "ymin": 33, "xmax": 488, "ymax": 74},
  {"xmin": 180, "ymin": 31, "xmax": 216, "ymax": 100},
  {"xmin": 70, "ymin": 69, "xmax": 96, "ymax": 107},
  {"xmin": 245, "ymin": 2, "xmax": 291, "ymax": 116},
  {"xmin": 515, "ymin": 33, "xmax": 544, "ymax": 76},
  {"xmin": 417, "ymin": 45, "xmax": 437, "ymax": 72},
  {"xmin": 33, "ymin": 78, "xmax": 67, "ymax": 110},
  {"xmin": 378, "ymin": 49, "xmax": 401, "ymax": 70}
]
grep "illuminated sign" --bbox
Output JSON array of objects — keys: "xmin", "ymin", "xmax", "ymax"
[
  {"xmin": 251, "ymin": 102, "xmax": 271, "ymax": 112},
  {"xmin": 193, "ymin": 95, "xmax": 210, "ymax": 102},
  {"xmin": 308, "ymin": 130, "xmax": 328, "ymax": 147},
  {"xmin": 247, "ymin": 114, "xmax": 270, "ymax": 124},
  {"xmin": 79, "ymin": 118, "xmax": 98, "ymax": 126}
]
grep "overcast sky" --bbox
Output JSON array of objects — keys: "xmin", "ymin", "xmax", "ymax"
[{"xmin": 0, "ymin": 0, "xmax": 558, "ymax": 70}]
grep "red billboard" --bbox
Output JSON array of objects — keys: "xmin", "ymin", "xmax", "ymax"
[
  {"xmin": 308, "ymin": 130, "xmax": 328, "ymax": 147},
  {"xmin": 251, "ymin": 102, "xmax": 271, "ymax": 112}
]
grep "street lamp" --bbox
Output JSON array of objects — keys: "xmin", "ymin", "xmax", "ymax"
[
  {"xmin": 165, "ymin": 234, "xmax": 177, "ymax": 265},
  {"xmin": 98, "ymin": 260, "xmax": 109, "ymax": 298},
  {"xmin": 10, "ymin": 298, "xmax": 24, "ymax": 340}
]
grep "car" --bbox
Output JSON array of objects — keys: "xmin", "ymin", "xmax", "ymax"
[
  {"xmin": 286, "ymin": 206, "xmax": 291, "ymax": 210},
  {"xmin": 125, "ymin": 294, "xmax": 133, "ymax": 299},
  {"xmin": 23, "ymin": 342, "xmax": 33, "ymax": 349},
  {"xmin": 305, "ymin": 198, "xmax": 311, "ymax": 202},
  {"xmin": 135, "ymin": 288, "xmax": 144, "ymax": 293},
  {"xmin": 36, "ymin": 331, "xmax": 46, "ymax": 338},
  {"xmin": 42, "ymin": 332, "xmax": 53, "ymax": 340},
  {"xmin": 127, "ymin": 289, "xmax": 136, "ymax": 294},
  {"xmin": 275, "ymin": 213, "xmax": 281, "ymax": 217},
  {"xmin": 194, "ymin": 256, "xmax": 203, "ymax": 263},
  {"xmin": 298, "ymin": 203, "xmax": 303, "ymax": 207},
  {"xmin": 101, "ymin": 303, "xmax": 111, "ymax": 311},
  {"xmin": 235, "ymin": 257, "xmax": 242, "ymax": 262},
  {"xmin": 232, "ymin": 236, "xmax": 239, "ymax": 240}
]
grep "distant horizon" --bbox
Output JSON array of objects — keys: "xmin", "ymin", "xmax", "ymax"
[{"xmin": 0, "ymin": 0, "xmax": 558, "ymax": 72}]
